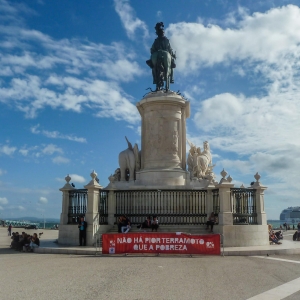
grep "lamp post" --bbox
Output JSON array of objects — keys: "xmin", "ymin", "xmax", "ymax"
[{"xmin": 41, "ymin": 214, "xmax": 45, "ymax": 229}]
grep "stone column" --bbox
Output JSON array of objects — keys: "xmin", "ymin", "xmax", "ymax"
[
  {"xmin": 215, "ymin": 170, "xmax": 234, "ymax": 226},
  {"xmin": 252, "ymin": 172, "xmax": 267, "ymax": 225},
  {"xmin": 84, "ymin": 170, "xmax": 102, "ymax": 246},
  {"xmin": 59, "ymin": 174, "xmax": 75, "ymax": 225}
]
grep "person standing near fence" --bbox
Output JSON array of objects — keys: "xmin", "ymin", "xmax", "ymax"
[
  {"xmin": 7, "ymin": 224, "xmax": 12, "ymax": 236},
  {"xmin": 78, "ymin": 216, "xmax": 87, "ymax": 246}
]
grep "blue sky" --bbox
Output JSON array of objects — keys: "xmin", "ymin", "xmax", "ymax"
[{"xmin": 0, "ymin": 0, "xmax": 300, "ymax": 220}]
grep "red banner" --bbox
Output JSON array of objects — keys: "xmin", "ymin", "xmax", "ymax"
[{"xmin": 102, "ymin": 232, "xmax": 221, "ymax": 255}]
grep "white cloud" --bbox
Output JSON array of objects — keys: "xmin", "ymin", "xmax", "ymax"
[
  {"xmin": 19, "ymin": 149, "xmax": 29, "ymax": 156},
  {"xmin": 0, "ymin": 144, "xmax": 16, "ymax": 155},
  {"xmin": 193, "ymin": 92, "xmax": 300, "ymax": 155},
  {"xmin": 31, "ymin": 124, "xmax": 87, "ymax": 143},
  {"xmin": 52, "ymin": 156, "xmax": 70, "ymax": 164},
  {"xmin": 56, "ymin": 174, "xmax": 85, "ymax": 184},
  {"xmin": 0, "ymin": 13, "xmax": 142, "ymax": 123},
  {"xmin": 0, "ymin": 169, "xmax": 7, "ymax": 176},
  {"xmin": 0, "ymin": 197, "xmax": 8, "ymax": 205},
  {"xmin": 42, "ymin": 144, "xmax": 63, "ymax": 155},
  {"xmin": 69, "ymin": 174, "xmax": 86, "ymax": 183},
  {"xmin": 114, "ymin": 0, "xmax": 149, "ymax": 39},
  {"xmin": 168, "ymin": 5, "xmax": 300, "ymax": 73},
  {"xmin": 38, "ymin": 196, "xmax": 48, "ymax": 204},
  {"xmin": 0, "ymin": 206, "xmax": 3, "ymax": 210}
]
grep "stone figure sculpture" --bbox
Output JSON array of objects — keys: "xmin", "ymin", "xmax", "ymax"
[
  {"xmin": 146, "ymin": 22, "xmax": 176, "ymax": 91},
  {"xmin": 187, "ymin": 146, "xmax": 195, "ymax": 179},
  {"xmin": 109, "ymin": 168, "xmax": 121, "ymax": 183},
  {"xmin": 118, "ymin": 137, "xmax": 141, "ymax": 181},
  {"xmin": 187, "ymin": 140, "xmax": 214, "ymax": 180},
  {"xmin": 186, "ymin": 140, "xmax": 198, "ymax": 179},
  {"xmin": 196, "ymin": 141, "xmax": 212, "ymax": 177}
]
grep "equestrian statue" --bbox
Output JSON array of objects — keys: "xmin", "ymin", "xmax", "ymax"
[{"xmin": 146, "ymin": 22, "xmax": 176, "ymax": 92}]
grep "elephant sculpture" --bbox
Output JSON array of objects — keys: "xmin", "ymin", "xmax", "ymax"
[{"xmin": 118, "ymin": 137, "xmax": 140, "ymax": 181}]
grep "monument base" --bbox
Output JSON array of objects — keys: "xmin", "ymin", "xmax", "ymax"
[
  {"xmin": 135, "ymin": 168, "xmax": 188, "ymax": 187},
  {"xmin": 216, "ymin": 225, "xmax": 269, "ymax": 247}
]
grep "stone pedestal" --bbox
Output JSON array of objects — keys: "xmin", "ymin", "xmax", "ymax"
[
  {"xmin": 135, "ymin": 91, "xmax": 190, "ymax": 187},
  {"xmin": 58, "ymin": 175, "xmax": 75, "ymax": 245},
  {"xmin": 84, "ymin": 171, "xmax": 102, "ymax": 246},
  {"xmin": 215, "ymin": 179, "xmax": 234, "ymax": 226},
  {"xmin": 252, "ymin": 173, "xmax": 268, "ymax": 225},
  {"xmin": 59, "ymin": 174, "xmax": 75, "ymax": 225}
]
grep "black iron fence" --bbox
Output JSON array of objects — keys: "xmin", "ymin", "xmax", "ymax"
[
  {"xmin": 68, "ymin": 189, "xmax": 87, "ymax": 224},
  {"xmin": 212, "ymin": 189, "xmax": 220, "ymax": 224},
  {"xmin": 99, "ymin": 191, "xmax": 109, "ymax": 225},
  {"xmin": 115, "ymin": 190, "xmax": 207, "ymax": 225},
  {"xmin": 231, "ymin": 188, "xmax": 257, "ymax": 225}
]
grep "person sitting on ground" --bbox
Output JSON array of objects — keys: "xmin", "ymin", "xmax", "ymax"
[
  {"xmin": 118, "ymin": 215, "xmax": 127, "ymax": 233},
  {"xmin": 29, "ymin": 233, "xmax": 40, "ymax": 251},
  {"xmin": 137, "ymin": 216, "xmax": 152, "ymax": 230},
  {"xmin": 151, "ymin": 216, "xmax": 159, "ymax": 232},
  {"xmin": 269, "ymin": 231, "xmax": 282, "ymax": 245},
  {"xmin": 23, "ymin": 234, "xmax": 32, "ymax": 252},
  {"xmin": 121, "ymin": 216, "xmax": 131, "ymax": 233},
  {"xmin": 275, "ymin": 230, "xmax": 283, "ymax": 240},
  {"xmin": 268, "ymin": 224, "xmax": 272, "ymax": 233},
  {"xmin": 16, "ymin": 232, "xmax": 27, "ymax": 251},
  {"xmin": 206, "ymin": 212, "xmax": 216, "ymax": 233},
  {"xmin": 10, "ymin": 232, "xmax": 19, "ymax": 249}
]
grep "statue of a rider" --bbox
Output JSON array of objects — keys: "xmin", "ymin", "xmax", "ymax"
[{"xmin": 146, "ymin": 22, "xmax": 176, "ymax": 91}]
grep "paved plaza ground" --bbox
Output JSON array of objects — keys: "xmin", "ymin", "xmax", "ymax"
[{"xmin": 1, "ymin": 228, "xmax": 300, "ymax": 300}]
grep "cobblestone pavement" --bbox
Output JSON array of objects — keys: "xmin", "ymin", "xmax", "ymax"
[{"xmin": 1, "ymin": 228, "xmax": 300, "ymax": 300}]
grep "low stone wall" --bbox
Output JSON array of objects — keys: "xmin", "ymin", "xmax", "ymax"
[
  {"xmin": 58, "ymin": 225, "xmax": 80, "ymax": 246},
  {"xmin": 58, "ymin": 224, "xmax": 113, "ymax": 246},
  {"xmin": 219, "ymin": 225, "xmax": 269, "ymax": 247}
]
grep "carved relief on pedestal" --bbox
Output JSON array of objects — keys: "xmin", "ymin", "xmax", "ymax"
[
  {"xmin": 145, "ymin": 115, "xmax": 180, "ymax": 161},
  {"xmin": 145, "ymin": 117, "xmax": 160, "ymax": 159}
]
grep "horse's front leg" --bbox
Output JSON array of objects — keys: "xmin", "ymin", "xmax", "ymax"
[{"xmin": 165, "ymin": 74, "xmax": 169, "ymax": 92}]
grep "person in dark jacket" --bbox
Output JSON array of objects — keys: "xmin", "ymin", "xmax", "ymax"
[
  {"xmin": 118, "ymin": 215, "xmax": 127, "ymax": 233},
  {"xmin": 78, "ymin": 216, "xmax": 88, "ymax": 246},
  {"xmin": 30, "ymin": 233, "xmax": 40, "ymax": 251}
]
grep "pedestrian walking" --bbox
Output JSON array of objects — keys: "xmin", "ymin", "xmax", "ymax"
[{"xmin": 7, "ymin": 224, "xmax": 12, "ymax": 236}]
